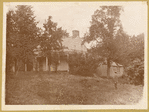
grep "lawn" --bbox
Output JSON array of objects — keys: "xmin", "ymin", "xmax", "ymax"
[{"xmin": 5, "ymin": 71, "xmax": 143, "ymax": 105}]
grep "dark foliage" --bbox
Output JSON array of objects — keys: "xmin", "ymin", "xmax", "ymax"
[
  {"xmin": 126, "ymin": 34, "xmax": 144, "ymax": 85},
  {"xmin": 69, "ymin": 52, "xmax": 103, "ymax": 76},
  {"xmin": 126, "ymin": 58, "xmax": 144, "ymax": 85},
  {"xmin": 6, "ymin": 5, "xmax": 40, "ymax": 75}
]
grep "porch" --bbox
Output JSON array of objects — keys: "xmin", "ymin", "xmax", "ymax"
[{"xmin": 34, "ymin": 54, "xmax": 69, "ymax": 72}]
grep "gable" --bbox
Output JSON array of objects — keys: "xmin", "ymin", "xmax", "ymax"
[{"xmin": 62, "ymin": 36, "xmax": 87, "ymax": 52}]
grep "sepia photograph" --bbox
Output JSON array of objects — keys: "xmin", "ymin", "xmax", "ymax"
[{"xmin": 2, "ymin": 1, "xmax": 148, "ymax": 110}]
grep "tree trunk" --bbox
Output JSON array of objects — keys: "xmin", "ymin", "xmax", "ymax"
[
  {"xmin": 6, "ymin": 56, "xmax": 13, "ymax": 75},
  {"xmin": 15, "ymin": 59, "xmax": 17, "ymax": 75},
  {"xmin": 48, "ymin": 57, "xmax": 51, "ymax": 74},
  {"xmin": 49, "ymin": 64, "xmax": 51, "ymax": 74},
  {"xmin": 48, "ymin": 54, "xmax": 52, "ymax": 74},
  {"xmin": 55, "ymin": 64, "xmax": 58, "ymax": 73},
  {"xmin": 15, "ymin": 59, "xmax": 21, "ymax": 75},
  {"xmin": 107, "ymin": 58, "xmax": 111, "ymax": 78},
  {"xmin": 123, "ymin": 66, "xmax": 127, "ymax": 76},
  {"xmin": 35, "ymin": 60, "xmax": 38, "ymax": 74},
  {"xmin": 6, "ymin": 56, "xmax": 9, "ymax": 74}
]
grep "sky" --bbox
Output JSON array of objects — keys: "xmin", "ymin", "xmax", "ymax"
[{"xmin": 6, "ymin": 2, "xmax": 147, "ymax": 37}]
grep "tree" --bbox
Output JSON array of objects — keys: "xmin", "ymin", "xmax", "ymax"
[
  {"xmin": 51, "ymin": 51, "xmax": 60, "ymax": 73},
  {"xmin": 129, "ymin": 33, "xmax": 144, "ymax": 60},
  {"xmin": 111, "ymin": 26, "xmax": 131, "ymax": 66},
  {"xmin": 83, "ymin": 6, "xmax": 123, "ymax": 77},
  {"xmin": 126, "ymin": 33, "xmax": 144, "ymax": 85},
  {"xmin": 6, "ymin": 10, "xmax": 16, "ymax": 74},
  {"xmin": 40, "ymin": 16, "xmax": 68, "ymax": 73},
  {"xmin": 6, "ymin": 5, "xmax": 40, "ymax": 75}
]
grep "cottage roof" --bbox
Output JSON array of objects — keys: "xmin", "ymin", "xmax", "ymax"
[
  {"xmin": 62, "ymin": 36, "xmax": 87, "ymax": 52},
  {"xmin": 34, "ymin": 30, "xmax": 87, "ymax": 57},
  {"xmin": 100, "ymin": 61, "xmax": 123, "ymax": 67},
  {"xmin": 111, "ymin": 62, "xmax": 123, "ymax": 67}
]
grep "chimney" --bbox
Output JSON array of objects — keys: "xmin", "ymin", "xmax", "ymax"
[{"xmin": 72, "ymin": 30, "xmax": 79, "ymax": 38}]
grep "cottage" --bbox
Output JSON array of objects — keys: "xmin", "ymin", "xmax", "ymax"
[
  {"xmin": 33, "ymin": 30, "xmax": 87, "ymax": 72},
  {"xmin": 96, "ymin": 61, "xmax": 124, "ymax": 77}
]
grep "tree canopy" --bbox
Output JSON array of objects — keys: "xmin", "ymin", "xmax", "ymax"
[
  {"xmin": 40, "ymin": 16, "xmax": 68, "ymax": 72},
  {"xmin": 83, "ymin": 6, "xmax": 124, "ymax": 77},
  {"xmin": 6, "ymin": 5, "xmax": 40, "ymax": 74},
  {"xmin": 83, "ymin": 6, "xmax": 144, "ymax": 84},
  {"xmin": 6, "ymin": 6, "xmax": 68, "ymax": 74}
]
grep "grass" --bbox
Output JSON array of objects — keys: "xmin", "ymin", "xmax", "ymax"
[{"xmin": 5, "ymin": 71, "xmax": 143, "ymax": 105}]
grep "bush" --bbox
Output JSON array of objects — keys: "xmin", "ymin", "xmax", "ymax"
[
  {"xmin": 126, "ymin": 58, "xmax": 144, "ymax": 85},
  {"xmin": 69, "ymin": 52, "xmax": 103, "ymax": 76}
]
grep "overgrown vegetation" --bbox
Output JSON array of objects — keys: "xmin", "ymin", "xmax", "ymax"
[
  {"xmin": 69, "ymin": 52, "xmax": 104, "ymax": 76},
  {"xmin": 126, "ymin": 34, "xmax": 144, "ymax": 85},
  {"xmin": 6, "ymin": 5, "xmax": 144, "ymax": 85},
  {"xmin": 6, "ymin": 5, "xmax": 68, "ymax": 75},
  {"xmin": 40, "ymin": 16, "xmax": 68, "ymax": 73},
  {"xmin": 82, "ymin": 6, "xmax": 144, "ymax": 85},
  {"xmin": 126, "ymin": 58, "xmax": 144, "ymax": 85},
  {"xmin": 6, "ymin": 6, "xmax": 40, "ymax": 75}
]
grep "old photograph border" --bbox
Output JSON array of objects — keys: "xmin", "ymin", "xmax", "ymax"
[{"xmin": 1, "ymin": 1, "xmax": 148, "ymax": 111}]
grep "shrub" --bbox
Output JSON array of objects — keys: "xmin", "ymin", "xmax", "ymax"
[
  {"xmin": 68, "ymin": 52, "xmax": 103, "ymax": 76},
  {"xmin": 126, "ymin": 58, "xmax": 144, "ymax": 85}
]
